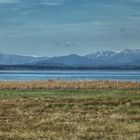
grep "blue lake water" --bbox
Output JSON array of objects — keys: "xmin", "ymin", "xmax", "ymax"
[{"xmin": 0, "ymin": 70, "xmax": 140, "ymax": 82}]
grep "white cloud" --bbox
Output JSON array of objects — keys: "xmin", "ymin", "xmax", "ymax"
[
  {"xmin": 41, "ymin": 0, "xmax": 64, "ymax": 6},
  {"xmin": 0, "ymin": 0, "xmax": 17, "ymax": 3},
  {"xmin": 128, "ymin": 16, "xmax": 140, "ymax": 21},
  {"xmin": 128, "ymin": 0, "xmax": 140, "ymax": 3}
]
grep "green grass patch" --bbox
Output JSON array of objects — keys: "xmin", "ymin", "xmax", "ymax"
[{"xmin": 0, "ymin": 89, "xmax": 139, "ymax": 140}]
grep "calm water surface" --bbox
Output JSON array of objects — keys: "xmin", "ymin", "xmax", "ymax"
[{"xmin": 0, "ymin": 70, "xmax": 140, "ymax": 82}]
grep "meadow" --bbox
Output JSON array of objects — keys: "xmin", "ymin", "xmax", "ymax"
[{"xmin": 0, "ymin": 81, "xmax": 140, "ymax": 140}]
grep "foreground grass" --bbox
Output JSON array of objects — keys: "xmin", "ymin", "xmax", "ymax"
[{"xmin": 0, "ymin": 89, "xmax": 140, "ymax": 140}]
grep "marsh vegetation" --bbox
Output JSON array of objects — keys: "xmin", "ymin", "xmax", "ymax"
[
  {"xmin": 0, "ymin": 88, "xmax": 140, "ymax": 140},
  {"xmin": 0, "ymin": 80, "xmax": 140, "ymax": 90}
]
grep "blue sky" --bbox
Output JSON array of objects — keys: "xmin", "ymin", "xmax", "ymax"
[{"xmin": 0, "ymin": 0, "xmax": 140, "ymax": 56}]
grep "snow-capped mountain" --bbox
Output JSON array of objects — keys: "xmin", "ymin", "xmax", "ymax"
[
  {"xmin": 107, "ymin": 49, "xmax": 140, "ymax": 65},
  {"xmin": 0, "ymin": 52, "xmax": 47, "ymax": 65},
  {"xmin": 85, "ymin": 51, "xmax": 116, "ymax": 60},
  {"xmin": 84, "ymin": 49, "xmax": 140, "ymax": 66},
  {"xmin": 0, "ymin": 49, "xmax": 140, "ymax": 69},
  {"xmin": 34, "ymin": 49, "xmax": 140, "ymax": 68}
]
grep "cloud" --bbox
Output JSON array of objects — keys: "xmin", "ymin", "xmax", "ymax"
[
  {"xmin": 0, "ymin": 0, "xmax": 64, "ymax": 6},
  {"xmin": 0, "ymin": 0, "xmax": 17, "ymax": 3},
  {"xmin": 41, "ymin": 0, "xmax": 64, "ymax": 6},
  {"xmin": 128, "ymin": 16, "xmax": 140, "ymax": 22},
  {"xmin": 132, "ymin": 16, "xmax": 140, "ymax": 21},
  {"xmin": 56, "ymin": 41, "xmax": 79, "ymax": 48},
  {"xmin": 128, "ymin": 0, "xmax": 140, "ymax": 3},
  {"xmin": 120, "ymin": 27, "xmax": 134, "ymax": 33}
]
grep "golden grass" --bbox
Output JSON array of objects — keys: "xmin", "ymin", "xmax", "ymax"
[
  {"xmin": 0, "ymin": 80, "xmax": 139, "ymax": 90},
  {"xmin": 0, "ymin": 89, "xmax": 140, "ymax": 140}
]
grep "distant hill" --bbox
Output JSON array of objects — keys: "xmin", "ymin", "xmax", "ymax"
[
  {"xmin": 84, "ymin": 49, "xmax": 140, "ymax": 66},
  {"xmin": 36, "ymin": 54, "xmax": 95, "ymax": 67},
  {"xmin": 0, "ymin": 49, "xmax": 140, "ymax": 70},
  {"xmin": 0, "ymin": 52, "xmax": 48, "ymax": 65}
]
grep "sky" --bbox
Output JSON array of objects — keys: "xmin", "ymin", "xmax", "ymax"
[{"xmin": 0, "ymin": 0, "xmax": 140, "ymax": 56}]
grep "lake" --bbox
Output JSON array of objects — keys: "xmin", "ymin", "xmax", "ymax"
[{"xmin": 0, "ymin": 70, "xmax": 140, "ymax": 82}]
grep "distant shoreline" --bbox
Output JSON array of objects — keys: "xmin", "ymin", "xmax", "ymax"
[{"xmin": 0, "ymin": 65, "xmax": 140, "ymax": 70}]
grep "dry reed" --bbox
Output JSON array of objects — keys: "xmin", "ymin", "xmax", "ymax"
[{"xmin": 0, "ymin": 80, "xmax": 139, "ymax": 90}]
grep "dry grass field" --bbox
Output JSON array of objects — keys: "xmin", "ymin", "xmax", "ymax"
[
  {"xmin": 0, "ymin": 86, "xmax": 140, "ymax": 140},
  {"xmin": 0, "ymin": 80, "xmax": 140, "ymax": 90}
]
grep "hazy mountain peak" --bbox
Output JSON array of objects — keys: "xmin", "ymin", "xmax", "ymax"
[
  {"xmin": 67, "ymin": 54, "xmax": 80, "ymax": 57},
  {"xmin": 96, "ymin": 51, "xmax": 116, "ymax": 56},
  {"xmin": 85, "ymin": 50, "xmax": 116, "ymax": 59},
  {"xmin": 122, "ymin": 49, "xmax": 140, "ymax": 54},
  {"xmin": 0, "ymin": 49, "xmax": 140, "ymax": 69}
]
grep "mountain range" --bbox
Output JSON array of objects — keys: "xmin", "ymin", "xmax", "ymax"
[{"xmin": 0, "ymin": 49, "xmax": 140, "ymax": 70}]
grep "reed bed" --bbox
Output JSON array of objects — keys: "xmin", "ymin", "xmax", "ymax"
[{"xmin": 0, "ymin": 80, "xmax": 139, "ymax": 90}]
